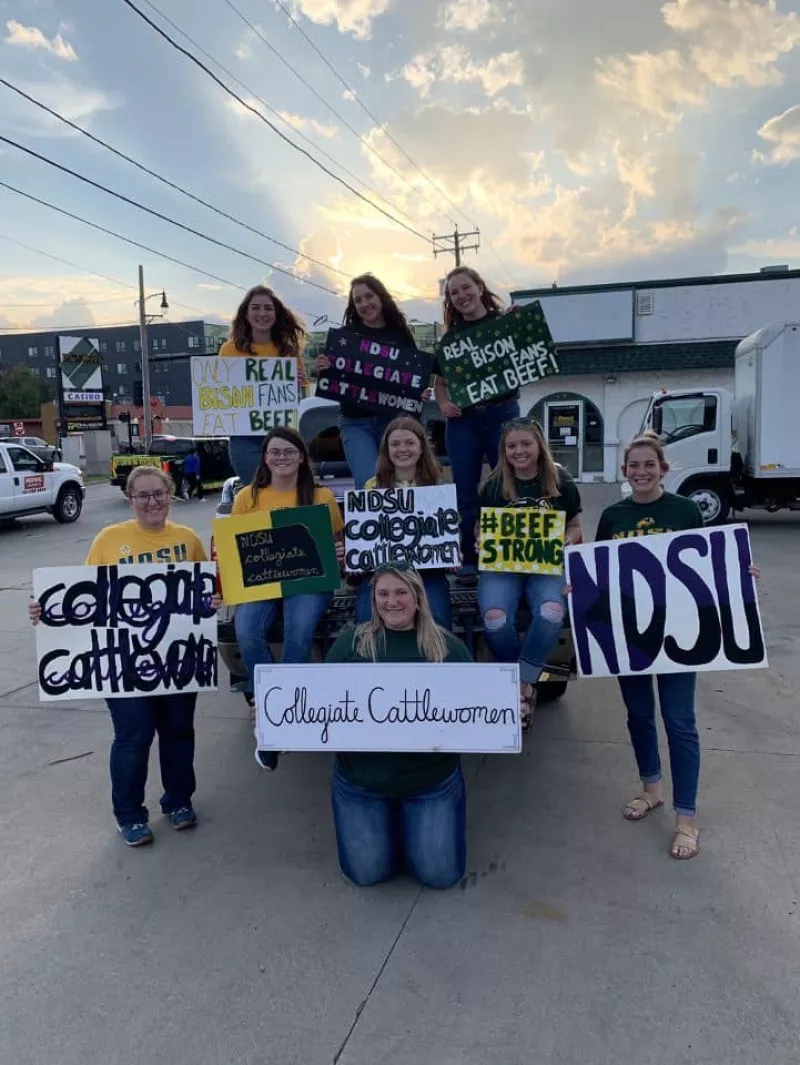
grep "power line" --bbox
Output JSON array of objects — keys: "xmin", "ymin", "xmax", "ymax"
[
  {"xmin": 1, "ymin": 134, "xmax": 343, "ymax": 296},
  {"xmin": 138, "ymin": 0, "xmax": 424, "ymax": 236},
  {"xmin": 0, "ymin": 232, "xmax": 138, "ymax": 296},
  {"xmin": 0, "ymin": 181, "xmax": 329, "ymax": 321},
  {"xmin": 0, "ymin": 77, "xmax": 355, "ymax": 285},
  {"xmin": 220, "ymin": 0, "xmax": 454, "ymax": 226},
  {"xmin": 119, "ymin": 0, "xmax": 431, "ymax": 243}
]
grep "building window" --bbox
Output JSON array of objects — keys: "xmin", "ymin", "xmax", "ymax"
[
  {"xmin": 117, "ymin": 363, "xmax": 128, "ymax": 375},
  {"xmin": 44, "ymin": 345, "xmax": 55, "ymax": 358},
  {"xmin": 99, "ymin": 341, "xmax": 108, "ymax": 353},
  {"xmin": 28, "ymin": 346, "xmax": 38, "ymax": 358},
  {"xmin": 133, "ymin": 339, "xmax": 140, "ymax": 351},
  {"xmin": 188, "ymin": 336, "xmax": 199, "ymax": 348},
  {"xmin": 151, "ymin": 337, "xmax": 159, "ymax": 350},
  {"xmin": 115, "ymin": 340, "xmax": 126, "ymax": 353},
  {"xmin": 160, "ymin": 338, "xmax": 168, "ymax": 350},
  {"xmin": 45, "ymin": 367, "xmax": 56, "ymax": 379},
  {"xmin": 30, "ymin": 366, "xmax": 40, "ymax": 376}
]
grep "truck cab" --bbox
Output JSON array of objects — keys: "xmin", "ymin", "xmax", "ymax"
[{"xmin": 0, "ymin": 441, "xmax": 85, "ymax": 524}]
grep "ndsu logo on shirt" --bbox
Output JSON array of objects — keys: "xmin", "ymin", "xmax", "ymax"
[
  {"xmin": 117, "ymin": 543, "xmax": 192, "ymax": 564},
  {"xmin": 511, "ymin": 495, "xmax": 555, "ymax": 510},
  {"xmin": 611, "ymin": 517, "xmax": 673, "ymax": 539}
]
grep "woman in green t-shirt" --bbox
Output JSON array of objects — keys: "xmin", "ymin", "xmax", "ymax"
[
  {"xmin": 477, "ymin": 418, "xmax": 583, "ymax": 727},
  {"xmin": 595, "ymin": 433, "xmax": 760, "ymax": 860},
  {"xmin": 325, "ymin": 564, "xmax": 472, "ymax": 889}
]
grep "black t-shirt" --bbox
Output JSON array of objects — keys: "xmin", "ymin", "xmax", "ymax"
[
  {"xmin": 595, "ymin": 492, "xmax": 703, "ymax": 541},
  {"xmin": 336, "ymin": 323, "xmax": 420, "ymax": 419},
  {"xmin": 434, "ymin": 310, "xmax": 520, "ymax": 411},
  {"xmin": 479, "ymin": 468, "xmax": 582, "ymax": 522}
]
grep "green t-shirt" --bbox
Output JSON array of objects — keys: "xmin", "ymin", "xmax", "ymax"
[
  {"xmin": 479, "ymin": 468, "xmax": 582, "ymax": 523},
  {"xmin": 325, "ymin": 625, "xmax": 472, "ymax": 798},
  {"xmin": 595, "ymin": 491, "xmax": 704, "ymax": 541}
]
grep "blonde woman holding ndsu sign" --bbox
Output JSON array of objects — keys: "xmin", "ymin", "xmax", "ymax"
[
  {"xmin": 593, "ymin": 433, "xmax": 761, "ymax": 860},
  {"xmin": 478, "ymin": 418, "xmax": 583, "ymax": 727}
]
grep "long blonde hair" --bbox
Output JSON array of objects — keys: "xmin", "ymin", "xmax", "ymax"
[
  {"xmin": 482, "ymin": 417, "xmax": 562, "ymax": 500},
  {"xmin": 373, "ymin": 417, "xmax": 442, "ymax": 488},
  {"xmin": 354, "ymin": 566, "xmax": 448, "ymax": 663}
]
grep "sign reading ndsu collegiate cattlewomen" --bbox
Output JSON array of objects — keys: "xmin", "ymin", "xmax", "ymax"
[
  {"xmin": 213, "ymin": 505, "xmax": 340, "ymax": 604},
  {"xmin": 479, "ymin": 506, "xmax": 566, "ymax": 576},
  {"xmin": 435, "ymin": 302, "xmax": 560, "ymax": 409},
  {"xmin": 344, "ymin": 485, "xmax": 460, "ymax": 573},
  {"xmin": 316, "ymin": 328, "xmax": 434, "ymax": 416},
  {"xmin": 565, "ymin": 525, "xmax": 768, "ymax": 678},
  {"xmin": 191, "ymin": 356, "xmax": 298, "ymax": 436}
]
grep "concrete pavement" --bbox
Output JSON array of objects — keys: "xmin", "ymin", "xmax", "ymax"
[{"xmin": 1, "ymin": 485, "xmax": 799, "ymax": 1065}]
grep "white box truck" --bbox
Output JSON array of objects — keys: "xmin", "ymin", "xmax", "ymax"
[{"xmin": 633, "ymin": 321, "xmax": 800, "ymax": 524}]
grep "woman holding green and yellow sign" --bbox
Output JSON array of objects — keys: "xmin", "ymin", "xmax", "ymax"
[
  {"xmin": 477, "ymin": 418, "xmax": 582, "ymax": 727},
  {"xmin": 232, "ymin": 426, "xmax": 344, "ymax": 770},
  {"xmin": 220, "ymin": 286, "xmax": 308, "ymax": 485}
]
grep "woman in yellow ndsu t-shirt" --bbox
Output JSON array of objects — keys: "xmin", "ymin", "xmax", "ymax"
[
  {"xmin": 231, "ymin": 426, "xmax": 343, "ymax": 770},
  {"xmin": 29, "ymin": 466, "xmax": 221, "ymax": 849},
  {"xmin": 220, "ymin": 285, "xmax": 308, "ymax": 486}
]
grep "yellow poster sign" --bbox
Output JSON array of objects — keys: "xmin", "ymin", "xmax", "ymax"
[{"xmin": 478, "ymin": 507, "xmax": 566, "ymax": 576}]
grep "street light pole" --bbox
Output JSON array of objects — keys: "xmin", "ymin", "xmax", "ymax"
[{"xmin": 137, "ymin": 264, "xmax": 153, "ymax": 450}]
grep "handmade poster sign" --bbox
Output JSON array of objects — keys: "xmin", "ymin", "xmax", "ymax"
[
  {"xmin": 343, "ymin": 484, "xmax": 460, "ymax": 573},
  {"xmin": 435, "ymin": 302, "xmax": 560, "ymax": 408},
  {"xmin": 191, "ymin": 355, "xmax": 298, "ymax": 436},
  {"xmin": 213, "ymin": 504, "xmax": 340, "ymax": 604},
  {"xmin": 565, "ymin": 524, "xmax": 768, "ymax": 678},
  {"xmin": 254, "ymin": 662, "xmax": 521, "ymax": 753},
  {"xmin": 33, "ymin": 563, "xmax": 218, "ymax": 701},
  {"xmin": 316, "ymin": 328, "xmax": 434, "ymax": 416},
  {"xmin": 479, "ymin": 506, "xmax": 566, "ymax": 576}
]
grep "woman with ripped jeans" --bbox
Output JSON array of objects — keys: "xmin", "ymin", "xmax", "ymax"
[{"xmin": 476, "ymin": 418, "xmax": 582, "ymax": 728}]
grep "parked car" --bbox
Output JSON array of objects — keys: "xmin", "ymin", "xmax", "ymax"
[
  {"xmin": 0, "ymin": 441, "xmax": 84, "ymax": 524},
  {"xmin": 109, "ymin": 435, "xmax": 234, "ymax": 497},
  {"xmin": 14, "ymin": 436, "xmax": 62, "ymax": 463}
]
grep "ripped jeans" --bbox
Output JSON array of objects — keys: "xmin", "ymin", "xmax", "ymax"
[{"xmin": 478, "ymin": 571, "xmax": 566, "ymax": 684}]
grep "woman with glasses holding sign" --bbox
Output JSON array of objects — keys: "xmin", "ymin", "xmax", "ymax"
[
  {"xmin": 313, "ymin": 274, "xmax": 422, "ymax": 489},
  {"xmin": 220, "ymin": 285, "xmax": 308, "ymax": 484},
  {"xmin": 478, "ymin": 418, "xmax": 582, "ymax": 728},
  {"xmin": 593, "ymin": 432, "xmax": 760, "ymax": 861},
  {"xmin": 28, "ymin": 466, "xmax": 222, "ymax": 848},
  {"xmin": 433, "ymin": 267, "xmax": 521, "ymax": 586},
  {"xmin": 353, "ymin": 416, "xmax": 454, "ymax": 630},
  {"xmin": 231, "ymin": 427, "xmax": 344, "ymax": 770}
]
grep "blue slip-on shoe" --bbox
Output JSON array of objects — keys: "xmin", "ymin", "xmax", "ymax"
[
  {"xmin": 166, "ymin": 806, "xmax": 198, "ymax": 831},
  {"xmin": 118, "ymin": 822, "xmax": 154, "ymax": 847}
]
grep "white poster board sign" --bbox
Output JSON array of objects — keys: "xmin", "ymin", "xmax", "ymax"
[
  {"xmin": 191, "ymin": 355, "xmax": 298, "ymax": 436},
  {"xmin": 343, "ymin": 484, "xmax": 460, "ymax": 573},
  {"xmin": 565, "ymin": 524, "xmax": 767, "ymax": 678},
  {"xmin": 254, "ymin": 662, "xmax": 521, "ymax": 752},
  {"xmin": 33, "ymin": 563, "xmax": 219, "ymax": 701}
]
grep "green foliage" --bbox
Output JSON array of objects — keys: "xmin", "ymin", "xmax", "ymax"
[{"xmin": 0, "ymin": 364, "xmax": 53, "ymax": 417}]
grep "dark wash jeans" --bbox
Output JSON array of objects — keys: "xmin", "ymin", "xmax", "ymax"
[
  {"xmin": 617, "ymin": 671, "xmax": 699, "ymax": 816},
  {"xmin": 106, "ymin": 693, "xmax": 197, "ymax": 826},
  {"xmin": 331, "ymin": 762, "xmax": 466, "ymax": 889},
  {"xmin": 444, "ymin": 399, "xmax": 520, "ymax": 568}
]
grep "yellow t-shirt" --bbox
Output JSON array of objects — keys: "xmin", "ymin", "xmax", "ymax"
[
  {"xmin": 364, "ymin": 476, "xmax": 418, "ymax": 489},
  {"xmin": 219, "ymin": 337, "xmax": 307, "ymax": 387},
  {"xmin": 231, "ymin": 483, "xmax": 343, "ymax": 534},
  {"xmin": 85, "ymin": 520, "xmax": 207, "ymax": 566}
]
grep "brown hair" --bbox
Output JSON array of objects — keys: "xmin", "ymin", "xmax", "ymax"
[
  {"xmin": 623, "ymin": 431, "xmax": 670, "ymax": 471},
  {"xmin": 354, "ymin": 566, "xmax": 448, "ymax": 664},
  {"xmin": 482, "ymin": 417, "xmax": 561, "ymax": 500},
  {"xmin": 230, "ymin": 285, "xmax": 306, "ymax": 357},
  {"xmin": 373, "ymin": 417, "xmax": 442, "ymax": 488},
  {"xmin": 249, "ymin": 427, "xmax": 316, "ymax": 507},
  {"xmin": 343, "ymin": 274, "xmax": 416, "ymax": 346},
  {"xmin": 126, "ymin": 465, "xmax": 174, "ymax": 497},
  {"xmin": 442, "ymin": 266, "xmax": 505, "ymax": 331}
]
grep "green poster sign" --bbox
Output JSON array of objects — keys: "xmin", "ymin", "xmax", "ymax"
[{"xmin": 435, "ymin": 302, "xmax": 560, "ymax": 408}]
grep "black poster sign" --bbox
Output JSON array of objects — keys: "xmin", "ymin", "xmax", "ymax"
[{"xmin": 316, "ymin": 328, "xmax": 433, "ymax": 415}]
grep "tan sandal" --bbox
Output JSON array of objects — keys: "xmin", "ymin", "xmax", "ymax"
[
  {"xmin": 670, "ymin": 825, "xmax": 700, "ymax": 860},
  {"xmin": 623, "ymin": 793, "xmax": 664, "ymax": 821}
]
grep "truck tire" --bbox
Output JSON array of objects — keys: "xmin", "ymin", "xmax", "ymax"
[
  {"xmin": 536, "ymin": 680, "xmax": 568, "ymax": 702},
  {"xmin": 680, "ymin": 480, "xmax": 730, "ymax": 525},
  {"xmin": 52, "ymin": 485, "xmax": 83, "ymax": 523}
]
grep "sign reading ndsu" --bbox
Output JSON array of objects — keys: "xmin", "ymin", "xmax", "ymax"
[
  {"xmin": 479, "ymin": 507, "xmax": 566, "ymax": 576},
  {"xmin": 316, "ymin": 328, "xmax": 434, "ymax": 416}
]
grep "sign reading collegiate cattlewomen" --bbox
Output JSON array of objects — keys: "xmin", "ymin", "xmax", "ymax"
[
  {"xmin": 344, "ymin": 485, "xmax": 460, "ymax": 573},
  {"xmin": 317, "ymin": 328, "xmax": 434, "ymax": 416},
  {"xmin": 435, "ymin": 302, "xmax": 560, "ymax": 409},
  {"xmin": 191, "ymin": 355, "xmax": 298, "ymax": 436},
  {"xmin": 479, "ymin": 506, "xmax": 566, "ymax": 576},
  {"xmin": 565, "ymin": 525, "xmax": 768, "ymax": 679}
]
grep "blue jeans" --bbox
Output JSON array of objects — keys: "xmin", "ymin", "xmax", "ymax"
[
  {"xmin": 331, "ymin": 762, "xmax": 466, "ymax": 889},
  {"xmin": 354, "ymin": 570, "xmax": 453, "ymax": 630},
  {"xmin": 478, "ymin": 570, "xmax": 566, "ymax": 684},
  {"xmin": 234, "ymin": 591, "xmax": 333, "ymax": 692},
  {"xmin": 228, "ymin": 435, "xmax": 264, "ymax": 485},
  {"xmin": 107, "ymin": 693, "xmax": 197, "ymax": 826},
  {"xmin": 618, "ymin": 672, "xmax": 699, "ymax": 817},
  {"xmin": 339, "ymin": 413, "xmax": 396, "ymax": 489},
  {"xmin": 445, "ymin": 400, "xmax": 520, "ymax": 568}
]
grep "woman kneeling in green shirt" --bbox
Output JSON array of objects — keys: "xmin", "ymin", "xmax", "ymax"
[{"xmin": 325, "ymin": 565, "xmax": 472, "ymax": 889}]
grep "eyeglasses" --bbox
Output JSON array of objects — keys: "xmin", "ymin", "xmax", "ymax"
[
  {"xmin": 265, "ymin": 447, "xmax": 300, "ymax": 459},
  {"xmin": 130, "ymin": 490, "xmax": 169, "ymax": 504}
]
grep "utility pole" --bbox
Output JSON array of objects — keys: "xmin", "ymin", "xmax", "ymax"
[
  {"xmin": 137, "ymin": 265, "xmax": 153, "ymax": 451},
  {"xmin": 432, "ymin": 225, "xmax": 480, "ymax": 268}
]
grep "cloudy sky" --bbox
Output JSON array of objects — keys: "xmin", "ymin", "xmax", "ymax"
[{"xmin": 1, "ymin": 0, "xmax": 799, "ymax": 334}]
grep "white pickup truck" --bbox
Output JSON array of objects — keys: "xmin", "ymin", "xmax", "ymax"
[{"xmin": 0, "ymin": 441, "xmax": 85, "ymax": 524}]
